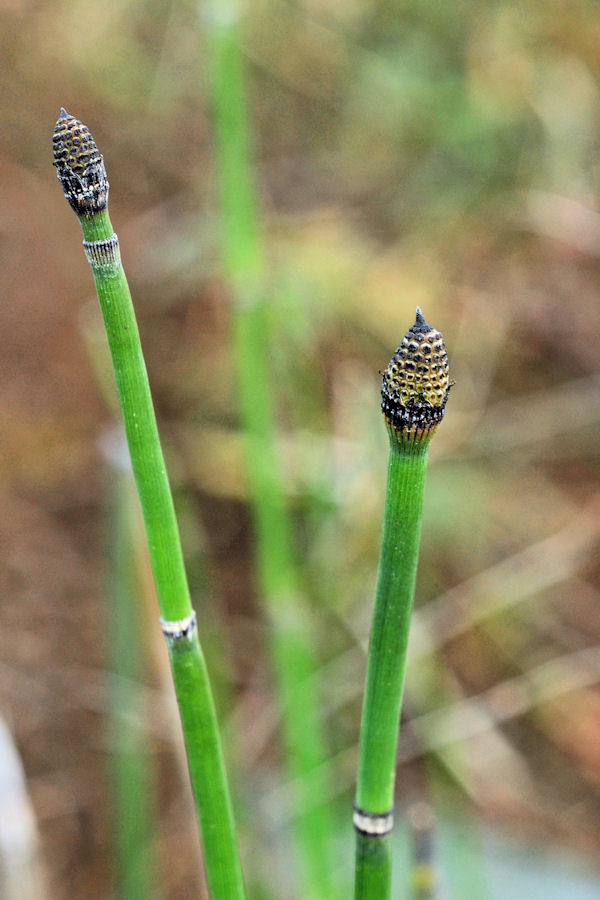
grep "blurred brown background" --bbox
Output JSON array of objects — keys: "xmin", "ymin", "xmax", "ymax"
[{"xmin": 1, "ymin": 1, "xmax": 600, "ymax": 898}]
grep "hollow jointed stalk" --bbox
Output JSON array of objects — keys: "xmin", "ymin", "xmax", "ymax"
[
  {"xmin": 354, "ymin": 310, "xmax": 451, "ymax": 898},
  {"xmin": 52, "ymin": 110, "xmax": 245, "ymax": 900}
]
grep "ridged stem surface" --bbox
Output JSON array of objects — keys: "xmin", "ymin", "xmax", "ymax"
[
  {"xmin": 77, "ymin": 207, "xmax": 245, "ymax": 900},
  {"xmin": 355, "ymin": 833, "xmax": 393, "ymax": 897},
  {"xmin": 355, "ymin": 437, "xmax": 430, "ymax": 899},
  {"xmin": 81, "ymin": 210, "xmax": 190, "ymax": 621}
]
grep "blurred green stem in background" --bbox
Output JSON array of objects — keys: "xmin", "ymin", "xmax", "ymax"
[
  {"xmin": 408, "ymin": 651, "xmax": 490, "ymax": 900},
  {"xmin": 53, "ymin": 110, "xmax": 246, "ymax": 900},
  {"xmin": 205, "ymin": 5, "xmax": 335, "ymax": 897},
  {"xmin": 354, "ymin": 311, "xmax": 450, "ymax": 898},
  {"xmin": 106, "ymin": 447, "xmax": 155, "ymax": 900}
]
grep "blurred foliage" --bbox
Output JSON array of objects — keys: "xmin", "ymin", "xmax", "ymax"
[{"xmin": 1, "ymin": 0, "xmax": 600, "ymax": 897}]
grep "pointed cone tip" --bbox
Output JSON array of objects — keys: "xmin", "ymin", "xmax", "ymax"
[
  {"xmin": 58, "ymin": 107, "xmax": 69, "ymax": 120},
  {"xmin": 410, "ymin": 306, "xmax": 432, "ymax": 333}
]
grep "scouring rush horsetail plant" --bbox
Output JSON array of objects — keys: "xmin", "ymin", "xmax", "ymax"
[
  {"xmin": 354, "ymin": 309, "xmax": 451, "ymax": 899},
  {"xmin": 52, "ymin": 110, "xmax": 246, "ymax": 900}
]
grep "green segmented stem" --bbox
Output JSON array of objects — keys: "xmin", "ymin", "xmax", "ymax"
[
  {"xmin": 107, "ymin": 466, "xmax": 155, "ymax": 899},
  {"xmin": 356, "ymin": 439, "xmax": 430, "ymax": 811},
  {"xmin": 53, "ymin": 110, "xmax": 245, "ymax": 900},
  {"xmin": 354, "ymin": 309, "xmax": 450, "ymax": 899}
]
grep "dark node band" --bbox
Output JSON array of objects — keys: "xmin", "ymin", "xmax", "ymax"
[
  {"xmin": 160, "ymin": 611, "xmax": 197, "ymax": 641},
  {"xmin": 380, "ymin": 389, "xmax": 448, "ymax": 433},
  {"xmin": 83, "ymin": 234, "xmax": 119, "ymax": 263},
  {"xmin": 353, "ymin": 804, "xmax": 394, "ymax": 837}
]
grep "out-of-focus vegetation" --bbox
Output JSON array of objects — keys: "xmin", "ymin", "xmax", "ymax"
[{"xmin": 1, "ymin": 0, "xmax": 600, "ymax": 897}]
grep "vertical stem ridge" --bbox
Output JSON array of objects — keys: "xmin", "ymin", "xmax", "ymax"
[
  {"xmin": 82, "ymin": 220, "xmax": 191, "ymax": 622},
  {"xmin": 356, "ymin": 443, "xmax": 429, "ymax": 814},
  {"xmin": 166, "ymin": 627, "xmax": 245, "ymax": 898},
  {"xmin": 52, "ymin": 105, "xmax": 247, "ymax": 895},
  {"xmin": 355, "ymin": 308, "xmax": 450, "ymax": 898},
  {"xmin": 82, "ymin": 217, "xmax": 246, "ymax": 897},
  {"xmin": 355, "ymin": 833, "xmax": 393, "ymax": 898},
  {"xmin": 82, "ymin": 219, "xmax": 245, "ymax": 897},
  {"xmin": 354, "ymin": 442, "xmax": 430, "ymax": 900}
]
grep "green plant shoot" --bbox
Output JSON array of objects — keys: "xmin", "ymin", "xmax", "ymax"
[
  {"xmin": 354, "ymin": 309, "xmax": 451, "ymax": 898},
  {"xmin": 52, "ymin": 109, "xmax": 246, "ymax": 900}
]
